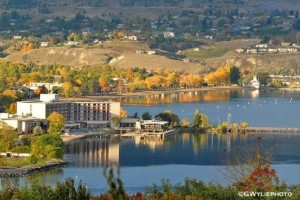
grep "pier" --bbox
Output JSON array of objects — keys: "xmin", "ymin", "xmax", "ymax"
[
  {"xmin": 237, "ymin": 127, "xmax": 300, "ymax": 133},
  {"xmin": 118, "ymin": 129, "xmax": 179, "ymax": 140}
]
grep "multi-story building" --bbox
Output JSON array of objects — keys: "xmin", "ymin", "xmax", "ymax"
[{"xmin": 14, "ymin": 94, "xmax": 120, "ymax": 132}]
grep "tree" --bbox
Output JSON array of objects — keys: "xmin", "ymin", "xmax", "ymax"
[
  {"xmin": 0, "ymin": 122, "xmax": 18, "ymax": 152},
  {"xmin": 34, "ymin": 85, "xmax": 49, "ymax": 96},
  {"xmin": 155, "ymin": 110, "xmax": 179, "ymax": 127},
  {"xmin": 181, "ymin": 118, "xmax": 190, "ymax": 127},
  {"xmin": 229, "ymin": 66, "xmax": 241, "ymax": 84},
  {"xmin": 217, "ymin": 122, "xmax": 229, "ymax": 134},
  {"xmin": 225, "ymin": 144, "xmax": 280, "ymax": 192},
  {"xmin": 31, "ymin": 134, "xmax": 64, "ymax": 161},
  {"xmin": 47, "ymin": 112, "xmax": 65, "ymax": 135},
  {"xmin": 7, "ymin": 103, "xmax": 17, "ymax": 114},
  {"xmin": 33, "ymin": 126, "xmax": 43, "ymax": 135},
  {"xmin": 142, "ymin": 112, "xmax": 152, "ymax": 120},
  {"xmin": 240, "ymin": 121, "xmax": 248, "ymax": 128},
  {"xmin": 111, "ymin": 117, "xmax": 120, "ymax": 128},
  {"xmin": 193, "ymin": 113, "xmax": 209, "ymax": 128},
  {"xmin": 205, "ymin": 65, "xmax": 231, "ymax": 85},
  {"xmin": 193, "ymin": 114, "xmax": 202, "ymax": 128},
  {"xmin": 120, "ymin": 107, "xmax": 127, "ymax": 117},
  {"xmin": 132, "ymin": 112, "xmax": 139, "ymax": 119},
  {"xmin": 61, "ymin": 81, "xmax": 75, "ymax": 98},
  {"xmin": 257, "ymin": 72, "xmax": 271, "ymax": 86}
]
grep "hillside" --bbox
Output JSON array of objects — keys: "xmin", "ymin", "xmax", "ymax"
[
  {"xmin": 4, "ymin": 46, "xmax": 206, "ymax": 73},
  {"xmin": 4, "ymin": 40, "xmax": 300, "ymax": 74}
]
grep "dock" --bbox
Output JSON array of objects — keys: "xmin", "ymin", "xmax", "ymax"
[{"xmin": 119, "ymin": 129, "xmax": 179, "ymax": 140}]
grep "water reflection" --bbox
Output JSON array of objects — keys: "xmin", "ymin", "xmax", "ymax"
[
  {"xmin": 2, "ymin": 132, "xmax": 300, "ymax": 192},
  {"xmin": 123, "ymin": 89, "xmax": 300, "ymax": 127},
  {"xmin": 122, "ymin": 89, "xmax": 235, "ymax": 105},
  {"xmin": 64, "ymin": 136, "xmax": 120, "ymax": 167},
  {"xmin": 63, "ymin": 132, "xmax": 300, "ymax": 167}
]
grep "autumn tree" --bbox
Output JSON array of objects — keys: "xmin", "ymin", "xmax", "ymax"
[
  {"xmin": 225, "ymin": 144, "xmax": 280, "ymax": 192},
  {"xmin": 205, "ymin": 65, "xmax": 231, "ymax": 85},
  {"xmin": 144, "ymin": 75, "xmax": 166, "ymax": 89},
  {"xmin": 47, "ymin": 112, "xmax": 65, "ymax": 135},
  {"xmin": 31, "ymin": 134, "xmax": 64, "ymax": 161},
  {"xmin": 120, "ymin": 107, "xmax": 127, "ymax": 117},
  {"xmin": 0, "ymin": 122, "xmax": 18, "ymax": 152},
  {"xmin": 22, "ymin": 42, "xmax": 34, "ymax": 52},
  {"xmin": 166, "ymin": 72, "xmax": 180, "ymax": 88},
  {"xmin": 99, "ymin": 77, "xmax": 109, "ymax": 92},
  {"xmin": 34, "ymin": 85, "xmax": 49, "ymax": 96},
  {"xmin": 180, "ymin": 74, "xmax": 203, "ymax": 88},
  {"xmin": 67, "ymin": 32, "xmax": 80, "ymax": 41},
  {"xmin": 111, "ymin": 117, "xmax": 120, "ymax": 128},
  {"xmin": 61, "ymin": 81, "xmax": 75, "ymax": 98},
  {"xmin": 193, "ymin": 113, "xmax": 209, "ymax": 128},
  {"xmin": 181, "ymin": 118, "xmax": 190, "ymax": 127},
  {"xmin": 7, "ymin": 103, "xmax": 17, "ymax": 114}
]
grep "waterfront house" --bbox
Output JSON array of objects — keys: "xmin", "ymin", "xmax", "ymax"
[{"xmin": 137, "ymin": 119, "xmax": 169, "ymax": 133}]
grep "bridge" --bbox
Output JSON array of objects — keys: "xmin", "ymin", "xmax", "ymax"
[{"xmin": 237, "ymin": 127, "xmax": 300, "ymax": 133}]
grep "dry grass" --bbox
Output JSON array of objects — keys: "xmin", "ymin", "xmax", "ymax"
[
  {"xmin": 0, "ymin": 157, "xmax": 32, "ymax": 168},
  {"xmin": 110, "ymin": 52, "xmax": 206, "ymax": 73},
  {"xmin": 102, "ymin": 41, "xmax": 149, "ymax": 52}
]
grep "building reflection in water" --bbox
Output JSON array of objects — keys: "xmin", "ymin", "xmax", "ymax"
[
  {"xmin": 64, "ymin": 136, "xmax": 120, "ymax": 167},
  {"xmin": 122, "ymin": 90, "xmax": 233, "ymax": 105},
  {"xmin": 189, "ymin": 132, "xmax": 250, "ymax": 156},
  {"xmin": 133, "ymin": 135, "xmax": 164, "ymax": 151}
]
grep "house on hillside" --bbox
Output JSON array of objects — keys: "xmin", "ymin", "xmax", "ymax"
[
  {"xmin": 163, "ymin": 31, "xmax": 175, "ymax": 38},
  {"xmin": 40, "ymin": 42, "xmax": 50, "ymax": 47}
]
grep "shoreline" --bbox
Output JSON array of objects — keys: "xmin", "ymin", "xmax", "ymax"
[
  {"xmin": 65, "ymin": 86, "xmax": 244, "ymax": 101},
  {"xmin": 0, "ymin": 160, "xmax": 68, "ymax": 178}
]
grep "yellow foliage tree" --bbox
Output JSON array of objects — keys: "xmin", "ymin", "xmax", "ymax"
[
  {"xmin": 180, "ymin": 74, "xmax": 203, "ymax": 88},
  {"xmin": 181, "ymin": 118, "xmax": 190, "ymax": 127},
  {"xmin": 7, "ymin": 103, "xmax": 17, "ymax": 114},
  {"xmin": 144, "ymin": 75, "xmax": 166, "ymax": 89},
  {"xmin": 205, "ymin": 65, "xmax": 231, "ymax": 85}
]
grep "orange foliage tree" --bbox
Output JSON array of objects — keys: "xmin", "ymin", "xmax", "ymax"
[
  {"xmin": 120, "ymin": 107, "xmax": 127, "ymax": 117},
  {"xmin": 226, "ymin": 145, "xmax": 280, "ymax": 192},
  {"xmin": 34, "ymin": 85, "xmax": 49, "ymax": 95}
]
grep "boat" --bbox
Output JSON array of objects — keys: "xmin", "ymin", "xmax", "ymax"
[{"xmin": 242, "ymin": 76, "xmax": 260, "ymax": 89}]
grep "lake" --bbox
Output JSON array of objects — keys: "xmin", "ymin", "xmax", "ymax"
[
  {"xmin": 122, "ymin": 88, "xmax": 300, "ymax": 127},
  {"xmin": 1, "ymin": 88, "xmax": 300, "ymax": 194}
]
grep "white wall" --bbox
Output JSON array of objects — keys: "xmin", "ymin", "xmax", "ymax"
[
  {"xmin": 17, "ymin": 102, "xmax": 31, "ymax": 117},
  {"xmin": 31, "ymin": 103, "xmax": 47, "ymax": 118},
  {"xmin": 110, "ymin": 102, "xmax": 120, "ymax": 117}
]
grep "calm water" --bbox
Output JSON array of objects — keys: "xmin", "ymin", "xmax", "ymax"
[
  {"xmin": 2, "ymin": 89, "xmax": 300, "ymax": 193},
  {"xmin": 123, "ymin": 89, "xmax": 300, "ymax": 127}
]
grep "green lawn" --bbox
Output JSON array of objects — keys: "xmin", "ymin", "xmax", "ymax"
[{"xmin": 184, "ymin": 48, "xmax": 229, "ymax": 59}]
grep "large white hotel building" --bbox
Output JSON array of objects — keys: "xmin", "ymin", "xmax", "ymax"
[{"xmin": 1, "ymin": 94, "xmax": 120, "ymax": 134}]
